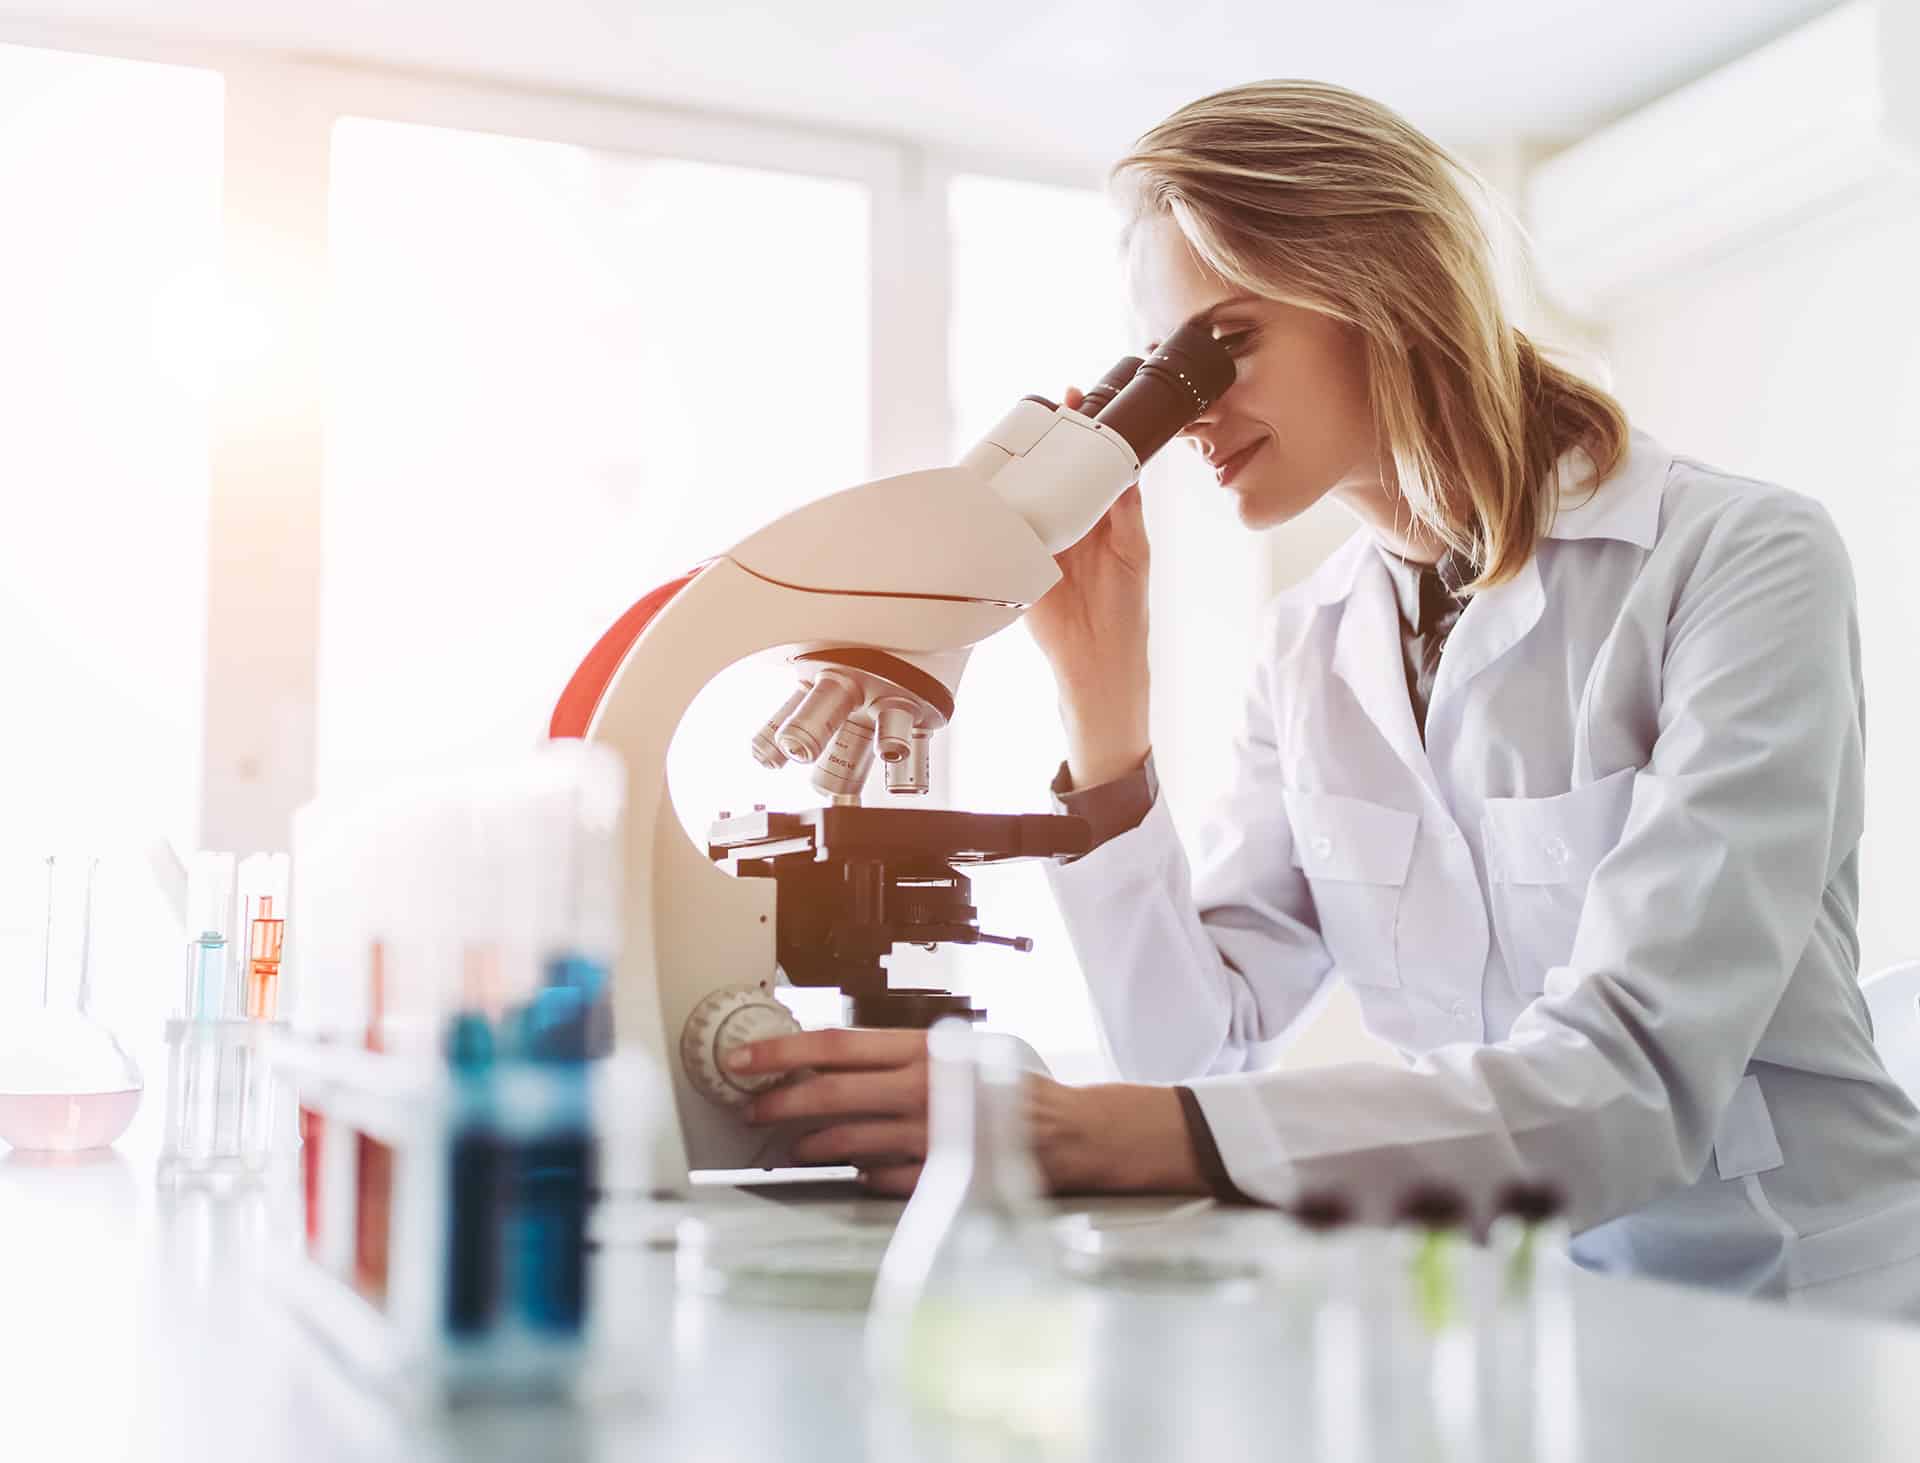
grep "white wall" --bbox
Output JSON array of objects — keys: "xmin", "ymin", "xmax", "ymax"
[{"xmin": 1598, "ymin": 182, "xmax": 1920, "ymax": 978}]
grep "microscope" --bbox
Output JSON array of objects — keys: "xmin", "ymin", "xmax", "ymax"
[{"xmin": 549, "ymin": 323, "xmax": 1234, "ymax": 1183}]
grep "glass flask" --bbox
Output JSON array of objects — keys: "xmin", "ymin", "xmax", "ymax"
[
  {"xmin": 864, "ymin": 1019, "xmax": 1089, "ymax": 1449},
  {"xmin": 0, "ymin": 855, "xmax": 145, "ymax": 1151}
]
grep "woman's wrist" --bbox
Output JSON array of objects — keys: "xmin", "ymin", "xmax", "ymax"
[
  {"xmin": 1063, "ymin": 740, "xmax": 1152, "ymax": 793},
  {"xmin": 1059, "ymin": 691, "xmax": 1151, "ymax": 791},
  {"xmin": 1027, "ymin": 1078, "xmax": 1208, "ymax": 1195}
]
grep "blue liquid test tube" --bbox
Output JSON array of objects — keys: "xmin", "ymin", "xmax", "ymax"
[
  {"xmin": 501, "ymin": 985, "xmax": 596, "ymax": 1339},
  {"xmin": 444, "ymin": 1012, "xmax": 503, "ymax": 1341},
  {"xmin": 183, "ymin": 853, "xmax": 236, "ymax": 1019}
]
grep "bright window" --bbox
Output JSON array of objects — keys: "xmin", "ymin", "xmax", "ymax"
[
  {"xmin": 0, "ymin": 45, "xmax": 222, "ymax": 854},
  {"xmin": 320, "ymin": 119, "xmax": 870, "ymax": 837}
]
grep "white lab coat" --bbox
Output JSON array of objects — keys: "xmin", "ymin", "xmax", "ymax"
[{"xmin": 1047, "ymin": 432, "xmax": 1920, "ymax": 1315}]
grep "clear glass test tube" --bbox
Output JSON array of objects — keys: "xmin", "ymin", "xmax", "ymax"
[
  {"xmin": 1316, "ymin": 1185, "xmax": 1477, "ymax": 1463},
  {"xmin": 1478, "ymin": 1182, "xmax": 1578, "ymax": 1463},
  {"xmin": 184, "ymin": 852, "xmax": 235, "ymax": 1019}
]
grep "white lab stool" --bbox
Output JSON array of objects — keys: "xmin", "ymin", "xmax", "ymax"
[{"xmin": 1862, "ymin": 960, "xmax": 1920, "ymax": 1105}]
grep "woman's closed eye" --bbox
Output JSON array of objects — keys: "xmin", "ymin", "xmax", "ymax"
[{"xmin": 1214, "ymin": 328, "xmax": 1257, "ymax": 356}]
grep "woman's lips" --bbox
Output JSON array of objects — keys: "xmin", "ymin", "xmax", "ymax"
[{"xmin": 1214, "ymin": 437, "xmax": 1266, "ymax": 488}]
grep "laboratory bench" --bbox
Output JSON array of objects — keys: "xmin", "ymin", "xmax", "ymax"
[{"xmin": 5, "ymin": 1128, "xmax": 1919, "ymax": 1463}]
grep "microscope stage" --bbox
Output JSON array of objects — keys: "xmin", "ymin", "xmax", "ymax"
[{"xmin": 707, "ymin": 805, "xmax": 1091, "ymax": 868}]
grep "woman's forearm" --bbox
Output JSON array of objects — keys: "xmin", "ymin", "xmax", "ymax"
[
  {"xmin": 1028, "ymin": 1078, "xmax": 1209, "ymax": 1195},
  {"xmin": 1060, "ymin": 676, "xmax": 1152, "ymax": 791}
]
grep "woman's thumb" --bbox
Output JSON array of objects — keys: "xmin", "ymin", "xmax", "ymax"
[{"xmin": 1109, "ymin": 483, "xmax": 1149, "ymax": 560}]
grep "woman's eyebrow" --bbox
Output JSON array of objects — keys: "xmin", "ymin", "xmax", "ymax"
[
  {"xmin": 1189, "ymin": 293, "xmax": 1263, "ymax": 328},
  {"xmin": 1143, "ymin": 293, "xmax": 1265, "ymax": 351}
]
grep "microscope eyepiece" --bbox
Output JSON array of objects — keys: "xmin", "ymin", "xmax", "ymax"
[
  {"xmin": 1091, "ymin": 320, "xmax": 1236, "ymax": 464},
  {"xmin": 1074, "ymin": 355, "xmax": 1143, "ymax": 419}
]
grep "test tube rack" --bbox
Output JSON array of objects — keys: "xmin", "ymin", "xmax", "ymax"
[
  {"xmin": 158, "ymin": 1016, "xmax": 294, "ymax": 1184},
  {"xmin": 273, "ymin": 1031, "xmax": 603, "ymax": 1404}
]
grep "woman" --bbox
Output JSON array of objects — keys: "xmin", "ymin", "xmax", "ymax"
[{"xmin": 725, "ymin": 81, "xmax": 1920, "ymax": 1314}]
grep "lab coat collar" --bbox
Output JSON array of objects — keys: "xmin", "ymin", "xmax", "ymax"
[
  {"xmin": 1304, "ymin": 428, "xmax": 1672, "ymax": 614},
  {"xmin": 1545, "ymin": 430, "xmax": 1670, "ymax": 549},
  {"xmin": 1313, "ymin": 431, "xmax": 1668, "ymax": 772},
  {"xmin": 1331, "ymin": 548, "xmax": 1440, "ymax": 798},
  {"xmin": 1305, "ymin": 530, "xmax": 1383, "ymax": 608}
]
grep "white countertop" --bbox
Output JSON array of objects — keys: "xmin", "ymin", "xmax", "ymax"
[{"xmin": 5, "ymin": 1126, "xmax": 1920, "ymax": 1463}]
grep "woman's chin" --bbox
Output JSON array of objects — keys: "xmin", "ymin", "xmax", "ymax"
[
  {"xmin": 1229, "ymin": 471, "xmax": 1336, "ymax": 531},
  {"xmin": 1232, "ymin": 487, "xmax": 1302, "ymax": 532}
]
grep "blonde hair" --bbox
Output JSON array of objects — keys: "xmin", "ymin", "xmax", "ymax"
[{"xmin": 1113, "ymin": 80, "xmax": 1627, "ymax": 589}]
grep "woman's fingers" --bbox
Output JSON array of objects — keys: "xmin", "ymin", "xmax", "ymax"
[
  {"xmin": 1096, "ymin": 483, "xmax": 1149, "ymax": 573},
  {"xmin": 860, "ymin": 1163, "xmax": 924, "ymax": 1198},
  {"xmin": 747, "ymin": 1061, "xmax": 929, "ymax": 1126},
  {"xmin": 1063, "ymin": 385, "xmax": 1084, "ymax": 411},
  {"xmin": 729, "ymin": 1026, "xmax": 926, "ymax": 1079},
  {"xmin": 789, "ymin": 1119, "xmax": 928, "ymax": 1167}
]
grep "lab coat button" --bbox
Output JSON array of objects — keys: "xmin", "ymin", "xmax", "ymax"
[
  {"xmin": 1450, "ymin": 1000, "xmax": 1470, "ymax": 1022},
  {"xmin": 1311, "ymin": 834, "xmax": 1333, "ymax": 859},
  {"xmin": 1545, "ymin": 836, "xmax": 1571, "ymax": 867}
]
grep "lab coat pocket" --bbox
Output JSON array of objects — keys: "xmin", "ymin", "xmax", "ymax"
[
  {"xmin": 1483, "ymin": 766, "xmax": 1636, "ymax": 994},
  {"xmin": 1282, "ymin": 789, "xmax": 1418, "ymax": 989}
]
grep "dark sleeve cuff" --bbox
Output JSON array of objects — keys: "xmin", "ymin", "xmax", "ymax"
[
  {"xmin": 1174, "ymin": 1086, "xmax": 1258, "ymax": 1205},
  {"xmin": 1049, "ymin": 750, "xmax": 1158, "ymax": 856}
]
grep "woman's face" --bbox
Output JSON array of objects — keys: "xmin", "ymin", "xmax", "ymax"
[{"xmin": 1125, "ymin": 213, "xmax": 1405, "ymax": 542}]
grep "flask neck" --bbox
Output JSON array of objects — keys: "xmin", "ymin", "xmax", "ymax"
[
  {"xmin": 924, "ymin": 1029, "xmax": 1043, "ymax": 1213},
  {"xmin": 36, "ymin": 855, "xmax": 98, "ymax": 1013}
]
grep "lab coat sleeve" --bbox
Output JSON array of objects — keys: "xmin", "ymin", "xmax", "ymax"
[
  {"xmin": 1186, "ymin": 495, "xmax": 1865, "ymax": 1226},
  {"xmin": 1044, "ymin": 604, "xmax": 1336, "ymax": 1080}
]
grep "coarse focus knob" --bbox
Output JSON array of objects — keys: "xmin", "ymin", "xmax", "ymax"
[{"xmin": 680, "ymin": 985, "xmax": 804, "ymax": 1106}]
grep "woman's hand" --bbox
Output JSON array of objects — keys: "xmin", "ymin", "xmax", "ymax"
[
  {"xmin": 729, "ymin": 1028, "xmax": 1210, "ymax": 1198},
  {"xmin": 733, "ymin": 1027, "xmax": 933, "ymax": 1195},
  {"xmin": 1022, "ymin": 386, "xmax": 1154, "ymax": 790}
]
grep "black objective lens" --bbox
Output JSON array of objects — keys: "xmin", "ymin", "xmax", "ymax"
[
  {"xmin": 1091, "ymin": 319, "xmax": 1235, "ymax": 464},
  {"xmin": 1075, "ymin": 355, "xmax": 1143, "ymax": 418}
]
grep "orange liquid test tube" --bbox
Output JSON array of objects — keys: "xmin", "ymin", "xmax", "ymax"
[{"xmin": 246, "ymin": 896, "xmax": 285, "ymax": 1020}]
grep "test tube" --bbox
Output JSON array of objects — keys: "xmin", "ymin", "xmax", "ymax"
[
  {"xmin": 176, "ymin": 853, "xmax": 234, "ymax": 1161},
  {"xmin": 183, "ymin": 853, "xmax": 235, "ymax": 1019},
  {"xmin": 1314, "ymin": 1185, "xmax": 1475, "ymax": 1463},
  {"xmin": 1478, "ymin": 1182, "xmax": 1577, "ymax": 1463},
  {"xmin": 499, "ymin": 750, "xmax": 624, "ymax": 1345},
  {"xmin": 1299, "ymin": 1192, "xmax": 1376, "ymax": 1463},
  {"xmin": 354, "ymin": 939, "xmax": 393, "ymax": 1305},
  {"xmin": 444, "ymin": 1011, "xmax": 502, "ymax": 1340},
  {"xmin": 215, "ymin": 854, "xmax": 289, "ymax": 1157},
  {"xmin": 1394, "ymin": 1185, "xmax": 1476, "ymax": 1462},
  {"xmin": 240, "ymin": 853, "xmax": 289, "ymax": 1020}
]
